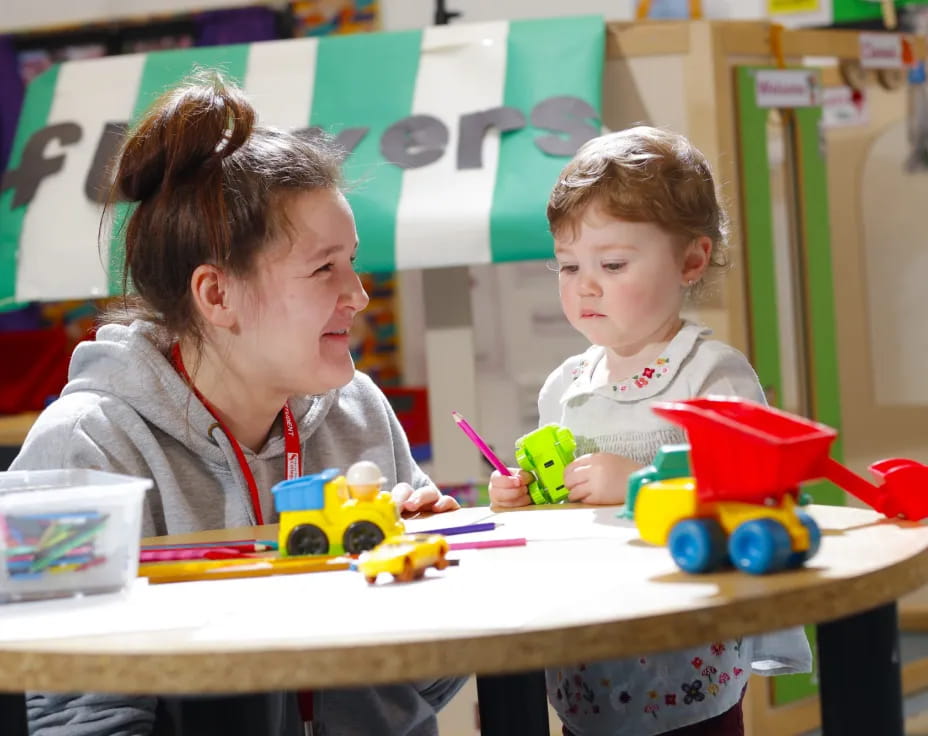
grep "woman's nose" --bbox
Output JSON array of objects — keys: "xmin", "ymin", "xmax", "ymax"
[{"xmin": 345, "ymin": 270, "xmax": 370, "ymax": 312}]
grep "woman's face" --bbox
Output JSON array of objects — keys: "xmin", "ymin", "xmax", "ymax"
[{"xmin": 231, "ymin": 188, "xmax": 369, "ymax": 396}]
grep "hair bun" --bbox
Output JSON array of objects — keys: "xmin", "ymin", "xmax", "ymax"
[{"xmin": 116, "ymin": 71, "xmax": 255, "ymax": 202}]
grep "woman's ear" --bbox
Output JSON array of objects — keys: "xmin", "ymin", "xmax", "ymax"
[
  {"xmin": 190, "ymin": 264, "xmax": 238, "ymax": 329},
  {"xmin": 681, "ymin": 236, "xmax": 712, "ymax": 285}
]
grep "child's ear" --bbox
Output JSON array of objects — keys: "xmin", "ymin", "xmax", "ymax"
[{"xmin": 681, "ymin": 236, "xmax": 712, "ymax": 285}]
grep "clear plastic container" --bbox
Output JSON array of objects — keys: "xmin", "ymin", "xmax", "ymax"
[{"xmin": 0, "ymin": 469, "xmax": 151, "ymax": 603}]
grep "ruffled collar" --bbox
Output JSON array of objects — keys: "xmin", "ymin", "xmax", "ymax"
[{"xmin": 561, "ymin": 321, "xmax": 711, "ymax": 404}]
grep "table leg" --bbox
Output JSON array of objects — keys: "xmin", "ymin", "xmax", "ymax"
[
  {"xmin": 0, "ymin": 693, "xmax": 28, "ymax": 736},
  {"xmin": 817, "ymin": 601, "xmax": 903, "ymax": 736},
  {"xmin": 476, "ymin": 671, "xmax": 548, "ymax": 736}
]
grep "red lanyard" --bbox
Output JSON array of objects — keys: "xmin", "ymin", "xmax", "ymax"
[{"xmin": 170, "ymin": 343, "xmax": 301, "ymax": 525}]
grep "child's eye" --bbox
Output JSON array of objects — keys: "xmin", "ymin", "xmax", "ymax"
[
  {"xmin": 312, "ymin": 262, "xmax": 334, "ymax": 276},
  {"xmin": 603, "ymin": 262, "xmax": 626, "ymax": 272},
  {"xmin": 557, "ymin": 263, "xmax": 579, "ymax": 274}
]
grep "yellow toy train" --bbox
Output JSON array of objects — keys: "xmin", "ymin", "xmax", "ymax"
[{"xmin": 272, "ymin": 463, "xmax": 404, "ymax": 557}]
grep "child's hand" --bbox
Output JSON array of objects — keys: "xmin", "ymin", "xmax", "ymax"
[
  {"xmin": 488, "ymin": 469, "xmax": 534, "ymax": 508},
  {"xmin": 391, "ymin": 483, "xmax": 460, "ymax": 516},
  {"xmin": 565, "ymin": 453, "xmax": 641, "ymax": 505}
]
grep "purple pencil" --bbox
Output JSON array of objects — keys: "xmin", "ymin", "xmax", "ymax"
[
  {"xmin": 451, "ymin": 411, "xmax": 512, "ymax": 476},
  {"xmin": 418, "ymin": 522, "xmax": 496, "ymax": 536}
]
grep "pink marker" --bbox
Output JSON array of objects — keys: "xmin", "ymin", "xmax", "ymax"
[
  {"xmin": 449, "ymin": 537, "xmax": 527, "ymax": 551},
  {"xmin": 451, "ymin": 411, "xmax": 512, "ymax": 476}
]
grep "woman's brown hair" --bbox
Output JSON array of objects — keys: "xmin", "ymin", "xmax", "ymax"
[
  {"xmin": 102, "ymin": 70, "xmax": 342, "ymax": 343},
  {"xmin": 546, "ymin": 126, "xmax": 729, "ymax": 299}
]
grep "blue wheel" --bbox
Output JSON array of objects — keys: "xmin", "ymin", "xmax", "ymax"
[
  {"xmin": 668, "ymin": 518, "xmax": 728, "ymax": 574},
  {"xmin": 786, "ymin": 512, "xmax": 822, "ymax": 569},
  {"xmin": 728, "ymin": 519, "xmax": 793, "ymax": 575}
]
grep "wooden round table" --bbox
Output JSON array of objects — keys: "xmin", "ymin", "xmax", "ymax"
[{"xmin": 1, "ymin": 503, "xmax": 926, "ymax": 736}]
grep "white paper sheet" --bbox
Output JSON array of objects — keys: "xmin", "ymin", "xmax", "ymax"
[{"xmin": 0, "ymin": 579, "xmax": 208, "ymax": 642}]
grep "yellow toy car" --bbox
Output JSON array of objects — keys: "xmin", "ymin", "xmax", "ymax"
[
  {"xmin": 273, "ymin": 468, "xmax": 405, "ymax": 556},
  {"xmin": 355, "ymin": 533, "xmax": 450, "ymax": 583}
]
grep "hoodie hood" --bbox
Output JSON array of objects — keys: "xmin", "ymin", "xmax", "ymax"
[{"xmin": 62, "ymin": 320, "xmax": 337, "ymax": 464}]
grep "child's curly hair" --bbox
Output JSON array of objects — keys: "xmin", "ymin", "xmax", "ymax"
[{"xmin": 546, "ymin": 126, "xmax": 729, "ymax": 300}]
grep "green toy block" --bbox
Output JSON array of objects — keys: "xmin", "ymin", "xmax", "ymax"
[{"xmin": 515, "ymin": 424, "xmax": 577, "ymax": 505}]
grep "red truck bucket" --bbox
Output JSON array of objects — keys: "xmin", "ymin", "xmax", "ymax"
[{"xmin": 651, "ymin": 397, "xmax": 837, "ymax": 503}]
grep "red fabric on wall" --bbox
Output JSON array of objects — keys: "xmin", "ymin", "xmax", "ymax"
[{"xmin": 0, "ymin": 328, "xmax": 72, "ymax": 413}]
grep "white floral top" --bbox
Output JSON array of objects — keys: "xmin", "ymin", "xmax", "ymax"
[{"xmin": 537, "ymin": 322, "xmax": 813, "ymax": 736}]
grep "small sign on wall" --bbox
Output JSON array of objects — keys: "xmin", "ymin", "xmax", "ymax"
[
  {"xmin": 859, "ymin": 32, "xmax": 905, "ymax": 69},
  {"xmin": 754, "ymin": 69, "xmax": 822, "ymax": 108},
  {"xmin": 822, "ymin": 86, "xmax": 868, "ymax": 128}
]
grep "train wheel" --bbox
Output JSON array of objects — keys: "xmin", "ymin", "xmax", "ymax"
[
  {"xmin": 785, "ymin": 512, "xmax": 822, "ymax": 568},
  {"xmin": 343, "ymin": 521, "xmax": 385, "ymax": 555},
  {"xmin": 286, "ymin": 524, "xmax": 329, "ymax": 556},
  {"xmin": 728, "ymin": 519, "xmax": 792, "ymax": 574},
  {"xmin": 668, "ymin": 518, "xmax": 727, "ymax": 573}
]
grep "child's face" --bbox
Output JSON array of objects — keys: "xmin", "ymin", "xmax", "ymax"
[
  {"xmin": 555, "ymin": 204, "xmax": 689, "ymax": 353},
  {"xmin": 232, "ymin": 188, "xmax": 369, "ymax": 396}
]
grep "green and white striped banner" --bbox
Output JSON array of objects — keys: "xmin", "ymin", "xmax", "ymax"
[{"xmin": 0, "ymin": 16, "xmax": 603, "ymax": 307}]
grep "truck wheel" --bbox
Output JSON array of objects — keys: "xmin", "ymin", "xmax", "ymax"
[
  {"xmin": 395, "ymin": 557, "xmax": 415, "ymax": 582},
  {"xmin": 527, "ymin": 484, "xmax": 548, "ymax": 505},
  {"xmin": 668, "ymin": 519, "xmax": 727, "ymax": 573},
  {"xmin": 728, "ymin": 519, "xmax": 792, "ymax": 574},
  {"xmin": 434, "ymin": 545, "xmax": 449, "ymax": 570},
  {"xmin": 343, "ymin": 521, "xmax": 385, "ymax": 554},
  {"xmin": 287, "ymin": 524, "xmax": 329, "ymax": 556},
  {"xmin": 785, "ymin": 511, "xmax": 822, "ymax": 568}
]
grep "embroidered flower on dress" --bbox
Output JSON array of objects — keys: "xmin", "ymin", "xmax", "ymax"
[
  {"xmin": 609, "ymin": 688, "xmax": 632, "ymax": 710},
  {"xmin": 665, "ymin": 693, "xmax": 677, "ymax": 706},
  {"xmin": 570, "ymin": 360, "xmax": 590, "ymax": 381},
  {"xmin": 644, "ymin": 703, "xmax": 659, "ymax": 718},
  {"xmin": 707, "ymin": 683, "xmax": 720, "ymax": 696},
  {"xmin": 609, "ymin": 356, "xmax": 671, "ymax": 394},
  {"xmin": 701, "ymin": 665, "xmax": 717, "ymax": 682},
  {"xmin": 711, "ymin": 642, "xmax": 726, "ymax": 656},
  {"xmin": 733, "ymin": 667, "xmax": 744, "ymax": 677},
  {"xmin": 691, "ymin": 657, "xmax": 703, "ymax": 670},
  {"xmin": 719, "ymin": 672, "xmax": 731, "ymax": 685},
  {"xmin": 682, "ymin": 681, "xmax": 705, "ymax": 705}
]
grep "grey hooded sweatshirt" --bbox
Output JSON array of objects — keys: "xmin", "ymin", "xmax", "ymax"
[{"xmin": 11, "ymin": 320, "xmax": 465, "ymax": 736}]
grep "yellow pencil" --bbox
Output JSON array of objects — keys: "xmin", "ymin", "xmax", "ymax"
[{"xmin": 139, "ymin": 555, "xmax": 352, "ymax": 584}]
